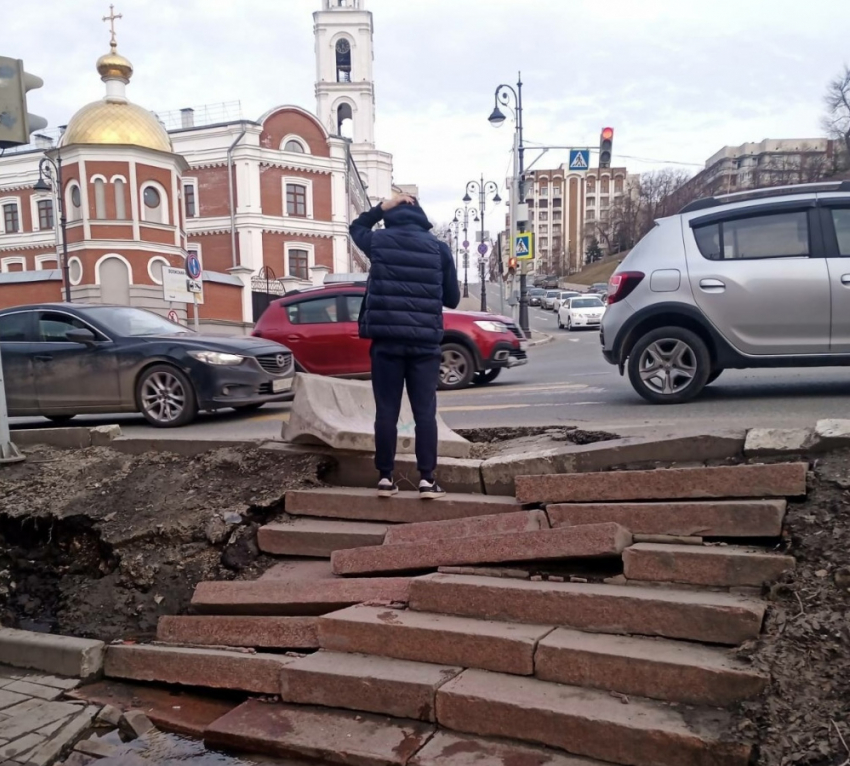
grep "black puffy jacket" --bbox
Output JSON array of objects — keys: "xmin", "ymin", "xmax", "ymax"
[{"xmin": 350, "ymin": 203, "xmax": 460, "ymax": 347}]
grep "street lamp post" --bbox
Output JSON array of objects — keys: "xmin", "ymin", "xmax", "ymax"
[
  {"xmin": 452, "ymin": 204, "xmax": 479, "ymax": 299},
  {"xmin": 34, "ymin": 153, "xmax": 72, "ymax": 303},
  {"xmin": 489, "ymin": 72, "xmax": 528, "ymax": 334},
  {"xmin": 464, "ymin": 175, "xmax": 501, "ymax": 312}
]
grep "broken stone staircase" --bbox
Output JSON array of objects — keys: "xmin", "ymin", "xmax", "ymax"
[{"xmin": 101, "ymin": 462, "xmax": 806, "ymax": 766}]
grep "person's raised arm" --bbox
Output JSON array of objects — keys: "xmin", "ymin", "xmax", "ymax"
[{"xmin": 349, "ymin": 193, "xmax": 416, "ymax": 258}]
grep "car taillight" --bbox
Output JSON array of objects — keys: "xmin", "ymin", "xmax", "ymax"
[{"xmin": 607, "ymin": 272, "xmax": 645, "ymax": 305}]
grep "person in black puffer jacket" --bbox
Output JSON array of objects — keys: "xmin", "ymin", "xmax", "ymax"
[{"xmin": 350, "ymin": 193, "xmax": 460, "ymax": 500}]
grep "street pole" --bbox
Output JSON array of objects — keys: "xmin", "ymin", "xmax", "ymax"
[
  {"xmin": 454, "ymin": 205, "xmax": 478, "ymax": 300},
  {"xmin": 464, "ymin": 174, "xmax": 500, "ymax": 314},
  {"xmin": 35, "ymin": 152, "xmax": 72, "ymax": 302}
]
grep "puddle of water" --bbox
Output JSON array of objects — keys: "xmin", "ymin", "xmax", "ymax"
[{"xmin": 91, "ymin": 729, "xmax": 323, "ymax": 765}]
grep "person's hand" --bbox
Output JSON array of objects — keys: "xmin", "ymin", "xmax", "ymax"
[{"xmin": 381, "ymin": 193, "xmax": 416, "ymax": 211}]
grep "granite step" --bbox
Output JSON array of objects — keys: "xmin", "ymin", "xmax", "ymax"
[
  {"xmin": 156, "ymin": 615, "xmax": 319, "ymax": 649},
  {"xmin": 331, "ymin": 523, "xmax": 632, "ymax": 576},
  {"xmin": 383, "ymin": 510, "xmax": 548, "ymax": 545},
  {"xmin": 515, "ymin": 462, "xmax": 808, "ymax": 504},
  {"xmin": 319, "ymin": 604, "xmax": 554, "ymax": 675},
  {"xmin": 203, "ymin": 700, "xmax": 434, "ymax": 766},
  {"xmin": 285, "ymin": 486, "xmax": 521, "ymax": 523},
  {"xmin": 409, "ymin": 573, "xmax": 766, "ymax": 646},
  {"xmin": 190, "ymin": 577, "xmax": 410, "ymax": 616},
  {"xmin": 546, "ymin": 499, "xmax": 787, "ymax": 538},
  {"xmin": 534, "ymin": 628, "xmax": 767, "ymax": 706},
  {"xmin": 280, "ymin": 650, "xmax": 462, "ymax": 722},
  {"xmin": 257, "ymin": 518, "xmax": 388, "ymax": 558},
  {"xmin": 622, "ymin": 543, "xmax": 796, "ymax": 587},
  {"xmin": 436, "ymin": 669, "xmax": 752, "ymax": 766}
]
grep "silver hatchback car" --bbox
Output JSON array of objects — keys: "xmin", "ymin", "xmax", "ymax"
[{"xmin": 601, "ymin": 181, "xmax": 850, "ymax": 403}]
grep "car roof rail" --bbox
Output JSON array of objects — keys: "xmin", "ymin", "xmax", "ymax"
[{"xmin": 678, "ymin": 180, "xmax": 850, "ymax": 214}]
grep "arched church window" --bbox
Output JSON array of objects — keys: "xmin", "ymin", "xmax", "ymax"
[
  {"xmin": 336, "ymin": 39, "xmax": 352, "ymax": 82},
  {"xmin": 142, "ymin": 184, "xmax": 167, "ymax": 224},
  {"xmin": 337, "ymin": 103, "xmax": 353, "ymax": 139},
  {"xmin": 285, "ymin": 140, "xmax": 305, "ymax": 153}
]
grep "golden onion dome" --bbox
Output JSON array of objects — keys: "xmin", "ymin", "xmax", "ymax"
[
  {"xmin": 96, "ymin": 49, "xmax": 133, "ymax": 81},
  {"xmin": 60, "ymin": 100, "xmax": 172, "ymax": 153}
]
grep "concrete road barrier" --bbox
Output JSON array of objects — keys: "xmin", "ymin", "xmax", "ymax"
[{"xmin": 281, "ymin": 373, "xmax": 472, "ymax": 459}]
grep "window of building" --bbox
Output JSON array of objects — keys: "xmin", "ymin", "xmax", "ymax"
[
  {"xmin": 587, "ymin": 210, "xmax": 596, "ymax": 221},
  {"xmin": 114, "ymin": 179, "xmax": 127, "ymax": 219},
  {"xmin": 142, "ymin": 184, "xmax": 166, "ymax": 224},
  {"xmin": 552, "ymin": 198, "xmax": 562, "ymax": 208},
  {"xmin": 69, "ymin": 184, "xmax": 82, "ymax": 220},
  {"xmin": 37, "ymin": 200, "xmax": 54, "ymax": 229},
  {"xmin": 600, "ymin": 197, "xmax": 609, "ymax": 209},
  {"xmin": 284, "ymin": 140, "xmax": 305, "ymax": 153},
  {"xmin": 553, "ymin": 184, "xmax": 562, "ymax": 197},
  {"xmin": 288, "ymin": 248, "xmax": 310, "ymax": 279},
  {"xmin": 832, "ymin": 209, "xmax": 850, "ymax": 256},
  {"xmin": 587, "ymin": 178, "xmax": 595, "ymax": 192},
  {"xmin": 35, "ymin": 255, "xmax": 58, "ymax": 270},
  {"xmin": 286, "ymin": 296, "xmax": 338, "ymax": 325},
  {"xmin": 94, "ymin": 178, "xmax": 107, "ymax": 219},
  {"xmin": 336, "ymin": 38, "xmax": 352, "ymax": 82},
  {"xmin": 615, "ymin": 177, "xmax": 624, "ymax": 193},
  {"xmin": 183, "ymin": 182, "xmax": 197, "ymax": 218},
  {"xmin": 0, "ymin": 311, "xmax": 31, "ymax": 342},
  {"xmin": 0, "ymin": 256, "xmax": 25, "ymax": 272},
  {"xmin": 540, "ymin": 237, "xmax": 549, "ymax": 248},
  {"xmin": 540, "ymin": 185, "xmax": 549, "ymax": 197},
  {"xmin": 693, "ymin": 211, "xmax": 809, "ymax": 261},
  {"xmin": 538, "ymin": 199, "xmax": 548, "ymax": 209},
  {"xmin": 3, "ymin": 203, "xmax": 20, "ymax": 234},
  {"xmin": 286, "ymin": 184, "xmax": 308, "ymax": 217},
  {"xmin": 525, "ymin": 198, "xmax": 534, "ymax": 207},
  {"xmin": 601, "ymin": 177, "xmax": 610, "ymax": 193},
  {"xmin": 553, "ymin": 224, "xmax": 562, "ymax": 234},
  {"xmin": 586, "ymin": 197, "xmax": 595, "ymax": 207},
  {"xmin": 539, "ymin": 211, "xmax": 548, "ymax": 221},
  {"xmin": 553, "ymin": 211, "xmax": 562, "ymax": 222}
]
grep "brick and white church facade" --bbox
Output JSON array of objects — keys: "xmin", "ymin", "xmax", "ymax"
[{"xmin": 0, "ymin": 0, "xmax": 399, "ymax": 332}]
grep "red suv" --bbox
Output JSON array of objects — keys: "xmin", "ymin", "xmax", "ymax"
[{"xmin": 253, "ymin": 283, "xmax": 528, "ymax": 390}]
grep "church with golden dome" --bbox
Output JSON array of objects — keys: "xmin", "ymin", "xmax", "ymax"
[{"xmin": 0, "ymin": 1, "xmax": 403, "ymax": 329}]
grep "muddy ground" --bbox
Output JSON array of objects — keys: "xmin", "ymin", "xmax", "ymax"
[
  {"xmin": 0, "ymin": 444, "xmax": 329, "ymax": 640},
  {"xmin": 738, "ymin": 450, "xmax": 850, "ymax": 766}
]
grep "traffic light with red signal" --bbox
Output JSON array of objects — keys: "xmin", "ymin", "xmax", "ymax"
[
  {"xmin": 508, "ymin": 256, "xmax": 517, "ymax": 274},
  {"xmin": 599, "ymin": 127, "xmax": 614, "ymax": 169}
]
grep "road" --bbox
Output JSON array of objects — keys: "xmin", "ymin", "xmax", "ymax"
[{"xmin": 10, "ymin": 281, "xmax": 850, "ymax": 440}]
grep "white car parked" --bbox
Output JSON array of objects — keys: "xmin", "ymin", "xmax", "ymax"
[{"xmin": 558, "ymin": 295, "xmax": 606, "ymax": 331}]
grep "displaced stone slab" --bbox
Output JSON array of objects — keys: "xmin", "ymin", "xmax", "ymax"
[
  {"xmin": 104, "ymin": 645, "xmax": 292, "ymax": 695},
  {"xmin": 482, "ymin": 429, "xmax": 746, "ymax": 496},
  {"xmin": 204, "ymin": 700, "xmax": 435, "ymax": 766},
  {"xmin": 744, "ymin": 428, "xmax": 816, "ymax": 457},
  {"xmin": 535, "ymin": 628, "xmax": 767, "ymax": 707},
  {"xmin": 546, "ymin": 500, "xmax": 786, "ymax": 538},
  {"xmin": 815, "ymin": 419, "xmax": 850, "ymax": 450},
  {"xmin": 258, "ymin": 559, "xmax": 337, "ymax": 581},
  {"xmin": 410, "ymin": 731, "xmax": 601, "ymax": 766},
  {"xmin": 332, "ymin": 524, "xmax": 632, "ymax": 576},
  {"xmin": 286, "ymin": 487, "xmax": 519, "ymax": 523},
  {"xmin": 282, "ymin": 373, "xmax": 472, "ymax": 458},
  {"xmin": 17, "ymin": 706, "xmax": 99, "ymax": 766},
  {"xmin": 319, "ymin": 604, "xmax": 553, "ymax": 676},
  {"xmin": 515, "ymin": 463, "xmax": 808, "ymax": 504},
  {"xmin": 258, "ymin": 518, "xmax": 388, "ymax": 558},
  {"xmin": 9, "ymin": 427, "xmax": 92, "ymax": 449},
  {"xmin": 409, "ymin": 574, "xmax": 765, "ymax": 646},
  {"xmin": 0, "ymin": 699, "xmax": 82, "ymax": 742},
  {"xmin": 622, "ymin": 543, "xmax": 796, "ymax": 588},
  {"xmin": 280, "ymin": 651, "xmax": 461, "ymax": 722},
  {"xmin": 156, "ymin": 616, "xmax": 319, "ymax": 649},
  {"xmin": 384, "ymin": 510, "xmax": 548, "ymax": 546},
  {"xmin": 3, "ymin": 680, "xmax": 64, "ymax": 701},
  {"xmin": 191, "ymin": 578, "xmax": 411, "ymax": 616},
  {"xmin": 436, "ymin": 670, "xmax": 752, "ymax": 766},
  {"xmin": 0, "ymin": 628, "xmax": 104, "ymax": 680},
  {"xmin": 67, "ymin": 679, "xmax": 237, "ymax": 738}
]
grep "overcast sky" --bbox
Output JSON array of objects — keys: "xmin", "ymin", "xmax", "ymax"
[{"xmin": 7, "ymin": 0, "xmax": 848, "ymax": 228}]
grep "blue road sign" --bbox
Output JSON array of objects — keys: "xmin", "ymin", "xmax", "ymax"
[
  {"xmin": 515, "ymin": 232, "xmax": 534, "ymax": 261},
  {"xmin": 569, "ymin": 149, "xmax": 590, "ymax": 171},
  {"xmin": 477, "ymin": 242, "xmax": 488, "ymax": 256},
  {"xmin": 185, "ymin": 252, "xmax": 202, "ymax": 280}
]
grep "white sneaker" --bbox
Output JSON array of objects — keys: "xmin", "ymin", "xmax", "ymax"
[
  {"xmin": 378, "ymin": 478, "xmax": 399, "ymax": 498},
  {"xmin": 418, "ymin": 479, "xmax": 446, "ymax": 500}
]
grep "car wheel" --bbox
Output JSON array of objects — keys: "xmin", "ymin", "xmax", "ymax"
[
  {"xmin": 706, "ymin": 370, "xmax": 723, "ymax": 385},
  {"xmin": 627, "ymin": 327, "xmax": 711, "ymax": 404},
  {"xmin": 473, "ymin": 369, "xmax": 501, "ymax": 386},
  {"xmin": 566, "ymin": 317, "xmax": 573, "ymax": 331},
  {"xmin": 557, "ymin": 315, "xmax": 564, "ymax": 329},
  {"xmin": 46, "ymin": 415, "xmax": 76, "ymax": 425},
  {"xmin": 136, "ymin": 364, "xmax": 198, "ymax": 427},
  {"xmin": 439, "ymin": 343, "xmax": 475, "ymax": 390}
]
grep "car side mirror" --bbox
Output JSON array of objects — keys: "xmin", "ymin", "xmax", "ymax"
[{"xmin": 66, "ymin": 328, "xmax": 97, "ymax": 346}]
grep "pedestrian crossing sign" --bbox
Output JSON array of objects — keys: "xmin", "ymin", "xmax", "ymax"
[
  {"xmin": 569, "ymin": 149, "xmax": 590, "ymax": 171},
  {"xmin": 515, "ymin": 232, "xmax": 534, "ymax": 261}
]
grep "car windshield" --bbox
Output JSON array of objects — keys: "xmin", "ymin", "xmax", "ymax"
[
  {"xmin": 82, "ymin": 307, "xmax": 193, "ymax": 336},
  {"xmin": 546, "ymin": 291, "xmax": 559, "ymax": 297},
  {"xmin": 560, "ymin": 292, "xmax": 578, "ymax": 299},
  {"xmin": 570, "ymin": 298, "xmax": 604, "ymax": 309},
  {"xmin": 529, "ymin": 288, "xmax": 545, "ymax": 296}
]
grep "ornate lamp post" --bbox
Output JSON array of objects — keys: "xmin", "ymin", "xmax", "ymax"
[
  {"xmin": 464, "ymin": 175, "xmax": 501, "ymax": 312},
  {"xmin": 452, "ymin": 204, "xmax": 479, "ymax": 299},
  {"xmin": 33, "ymin": 154, "xmax": 72, "ymax": 302}
]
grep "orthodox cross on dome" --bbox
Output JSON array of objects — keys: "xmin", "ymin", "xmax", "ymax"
[{"xmin": 102, "ymin": 5, "xmax": 123, "ymax": 50}]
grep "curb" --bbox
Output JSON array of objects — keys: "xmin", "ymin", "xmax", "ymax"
[
  {"xmin": 11, "ymin": 424, "xmax": 122, "ymax": 450},
  {"xmin": 527, "ymin": 332, "xmax": 554, "ymax": 348},
  {"xmin": 0, "ymin": 627, "xmax": 105, "ymax": 680}
]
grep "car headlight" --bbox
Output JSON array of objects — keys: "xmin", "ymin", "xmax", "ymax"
[
  {"xmin": 188, "ymin": 350, "xmax": 244, "ymax": 366},
  {"xmin": 473, "ymin": 320, "xmax": 508, "ymax": 333}
]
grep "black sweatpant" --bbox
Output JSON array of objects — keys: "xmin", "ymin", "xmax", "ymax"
[{"xmin": 370, "ymin": 341, "xmax": 441, "ymax": 480}]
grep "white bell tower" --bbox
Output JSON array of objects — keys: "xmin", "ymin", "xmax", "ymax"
[
  {"xmin": 314, "ymin": 0, "xmax": 376, "ymax": 146},
  {"xmin": 314, "ymin": 0, "xmax": 393, "ymax": 205}
]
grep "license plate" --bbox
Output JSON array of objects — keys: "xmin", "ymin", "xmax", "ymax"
[{"xmin": 272, "ymin": 377, "xmax": 293, "ymax": 393}]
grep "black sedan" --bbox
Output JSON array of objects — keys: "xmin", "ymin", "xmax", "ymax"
[{"xmin": 0, "ymin": 303, "xmax": 295, "ymax": 427}]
